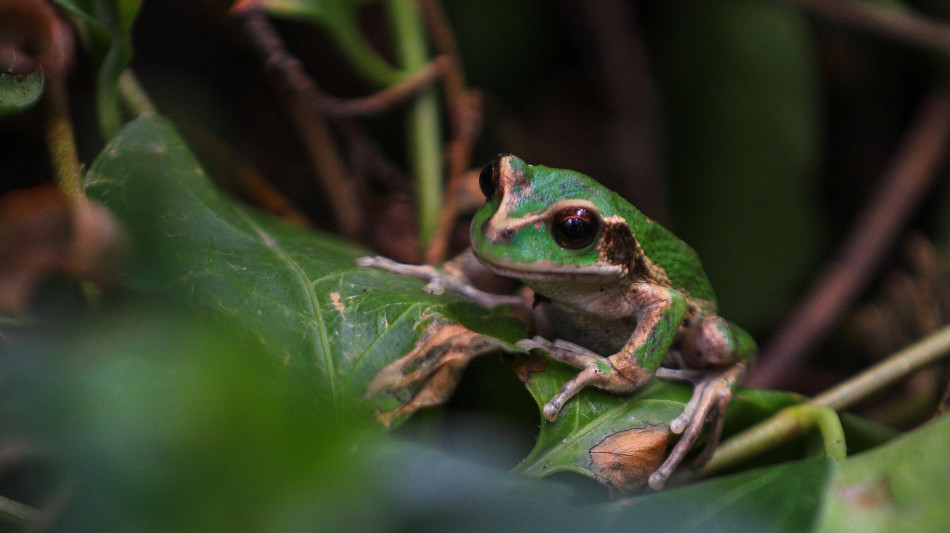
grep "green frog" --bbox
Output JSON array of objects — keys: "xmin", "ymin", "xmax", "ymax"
[{"xmin": 360, "ymin": 155, "xmax": 756, "ymax": 489}]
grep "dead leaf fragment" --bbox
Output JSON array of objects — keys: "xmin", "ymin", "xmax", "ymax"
[
  {"xmin": 0, "ymin": 0, "xmax": 74, "ymax": 76},
  {"xmin": 365, "ymin": 319, "xmax": 513, "ymax": 427},
  {"xmin": 589, "ymin": 425, "xmax": 673, "ymax": 494},
  {"xmin": 0, "ymin": 186, "xmax": 126, "ymax": 314}
]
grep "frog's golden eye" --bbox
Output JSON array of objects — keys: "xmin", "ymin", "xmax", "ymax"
[
  {"xmin": 479, "ymin": 160, "xmax": 500, "ymax": 200},
  {"xmin": 551, "ymin": 207, "xmax": 600, "ymax": 249}
]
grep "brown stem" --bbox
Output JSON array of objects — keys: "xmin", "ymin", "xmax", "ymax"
[
  {"xmin": 322, "ymin": 56, "xmax": 447, "ymax": 117},
  {"xmin": 235, "ymin": 9, "xmax": 362, "ymax": 238},
  {"xmin": 420, "ymin": 0, "xmax": 483, "ymax": 264},
  {"xmin": 191, "ymin": 131, "xmax": 311, "ymax": 226},
  {"xmin": 781, "ymin": 0, "xmax": 950, "ymax": 52},
  {"xmin": 748, "ymin": 82, "xmax": 950, "ymax": 387}
]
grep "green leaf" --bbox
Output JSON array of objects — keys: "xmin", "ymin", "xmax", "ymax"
[
  {"xmin": 820, "ymin": 413, "xmax": 950, "ymax": 531},
  {"xmin": 82, "ymin": 115, "xmax": 526, "ymax": 417},
  {"xmin": 517, "ymin": 359, "xmax": 806, "ymax": 490},
  {"xmin": 610, "ymin": 458, "xmax": 834, "ymax": 532},
  {"xmin": 0, "ymin": 70, "xmax": 44, "ymax": 117},
  {"xmin": 53, "ymin": 0, "xmax": 142, "ymax": 138}
]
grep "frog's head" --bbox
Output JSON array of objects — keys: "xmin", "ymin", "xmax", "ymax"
[{"xmin": 470, "ymin": 155, "xmax": 642, "ymax": 281}]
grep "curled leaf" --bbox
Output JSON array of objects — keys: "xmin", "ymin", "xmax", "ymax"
[{"xmin": 366, "ymin": 318, "xmax": 524, "ymax": 427}]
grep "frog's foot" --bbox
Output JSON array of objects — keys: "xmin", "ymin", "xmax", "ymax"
[
  {"xmin": 649, "ymin": 361, "xmax": 749, "ymax": 490},
  {"xmin": 517, "ymin": 336, "xmax": 648, "ymax": 423},
  {"xmin": 356, "ymin": 256, "xmax": 522, "ymax": 308}
]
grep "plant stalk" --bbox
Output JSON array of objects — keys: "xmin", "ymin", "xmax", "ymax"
[
  {"xmin": 386, "ymin": 0, "xmax": 443, "ymax": 255},
  {"xmin": 704, "ymin": 324, "xmax": 950, "ymax": 474},
  {"xmin": 43, "ymin": 76, "xmax": 84, "ymax": 203}
]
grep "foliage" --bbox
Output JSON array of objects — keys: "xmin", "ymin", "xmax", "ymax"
[{"xmin": 2, "ymin": 0, "xmax": 950, "ymax": 531}]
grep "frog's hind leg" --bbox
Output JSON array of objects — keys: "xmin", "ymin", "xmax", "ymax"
[
  {"xmin": 651, "ymin": 360, "xmax": 748, "ymax": 489},
  {"xmin": 648, "ymin": 316, "xmax": 755, "ymax": 489}
]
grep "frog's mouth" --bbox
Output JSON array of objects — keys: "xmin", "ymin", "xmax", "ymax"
[{"xmin": 475, "ymin": 254, "xmax": 625, "ymax": 281}]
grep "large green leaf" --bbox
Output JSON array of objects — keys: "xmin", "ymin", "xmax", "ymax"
[
  {"xmin": 82, "ymin": 114, "xmax": 526, "ymax": 417},
  {"xmin": 516, "ymin": 359, "xmax": 807, "ymax": 491},
  {"xmin": 0, "ymin": 70, "xmax": 44, "ymax": 117}
]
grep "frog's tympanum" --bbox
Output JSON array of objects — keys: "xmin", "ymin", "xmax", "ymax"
[{"xmin": 361, "ymin": 155, "xmax": 756, "ymax": 489}]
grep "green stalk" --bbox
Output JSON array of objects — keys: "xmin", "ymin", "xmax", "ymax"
[
  {"xmin": 703, "ymin": 324, "xmax": 950, "ymax": 474},
  {"xmin": 326, "ymin": 17, "xmax": 406, "ymax": 87},
  {"xmin": 118, "ymin": 69, "xmax": 156, "ymax": 117},
  {"xmin": 0, "ymin": 494, "xmax": 38, "ymax": 525},
  {"xmin": 385, "ymin": 0, "xmax": 443, "ymax": 254},
  {"xmin": 44, "ymin": 77, "xmax": 84, "ymax": 203}
]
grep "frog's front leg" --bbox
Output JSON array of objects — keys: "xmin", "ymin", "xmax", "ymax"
[
  {"xmin": 532, "ymin": 283, "xmax": 687, "ymax": 422},
  {"xmin": 357, "ymin": 250, "xmax": 523, "ymax": 308}
]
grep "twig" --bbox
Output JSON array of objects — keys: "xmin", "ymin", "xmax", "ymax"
[
  {"xmin": 748, "ymin": 82, "xmax": 950, "ymax": 387},
  {"xmin": 321, "ymin": 56, "xmax": 447, "ymax": 117},
  {"xmin": 234, "ymin": 8, "xmax": 363, "ymax": 238},
  {"xmin": 781, "ymin": 0, "xmax": 950, "ymax": 52},
  {"xmin": 117, "ymin": 69, "xmax": 156, "ymax": 117},
  {"xmin": 190, "ymin": 129, "xmax": 312, "ymax": 226},
  {"xmin": 421, "ymin": 0, "xmax": 483, "ymax": 264},
  {"xmin": 706, "ymin": 323, "xmax": 950, "ymax": 474},
  {"xmin": 0, "ymin": 494, "xmax": 38, "ymax": 526}
]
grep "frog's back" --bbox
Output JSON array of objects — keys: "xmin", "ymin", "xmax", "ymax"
[{"xmin": 610, "ymin": 192, "xmax": 716, "ymax": 305}]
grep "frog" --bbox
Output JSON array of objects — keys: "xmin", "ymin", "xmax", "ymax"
[{"xmin": 359, "ymin": 155, "xmax": 756, "ymax": 489}]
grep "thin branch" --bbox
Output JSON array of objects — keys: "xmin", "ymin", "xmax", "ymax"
[
  {"xmin": 781, "ymin": 0, "xmax": 950, "ymax": 52},
  {"xmin": 117, "ymin": 69, "xmax": 156, "ymax": 117},
  {"xmin": 234, "ymin": 8, "xmax": 363, "ymax": 238},
  {"xmin": 748, "ymin": 82, "xmax": 950, "ymax": 387},
  {"xmin": 421, "ymin": 0, "xmax": 483, "ymax": 264},
  {"xmin": 0, "ymin": 494, "xmax": 38, "ymax": 526},
  {"xmin": 321, "ymin": 56, "xmax": 447, "ymax": 117}
]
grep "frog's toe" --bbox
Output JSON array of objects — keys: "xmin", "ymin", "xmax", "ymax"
[
  {"xmin": 649, "ymin": 361, "xmax": 748, "ymax": 489},
  {"xmin": 542, "ymin": 400, "xmax": 562, "ymax": 422}
]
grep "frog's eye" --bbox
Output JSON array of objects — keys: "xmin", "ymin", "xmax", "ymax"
[
  {"xmin": 551, "ymin": 207, "xmax": 600, "ymax": 249},
  {"xmin": 479, "ymin": 160, "xmax": 500, "ymax": 200}
]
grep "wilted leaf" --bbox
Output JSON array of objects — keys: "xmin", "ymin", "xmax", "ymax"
[
  {"xmin": 366, "ymin": 319, "xmax": 523, "ymax": 426},
  {"xmin": 0, "ymin": 185, "xmax": 125, "ymax": 315},
  {"xmin": 82, "ymin": 115, "xmax": 527, "ymax": 419}
]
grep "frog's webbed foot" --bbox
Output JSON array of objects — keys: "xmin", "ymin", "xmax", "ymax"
[
  {"xmin": 516, "ymin": 336, "xmax": 646, "ymax": 422},
  {"xmin": 357, "ymin": 256, "xmax": 522, "ymax": 308},
  {"xmin": 649, "ymin": 360, "xmax": 749, "ymax": 490}
]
